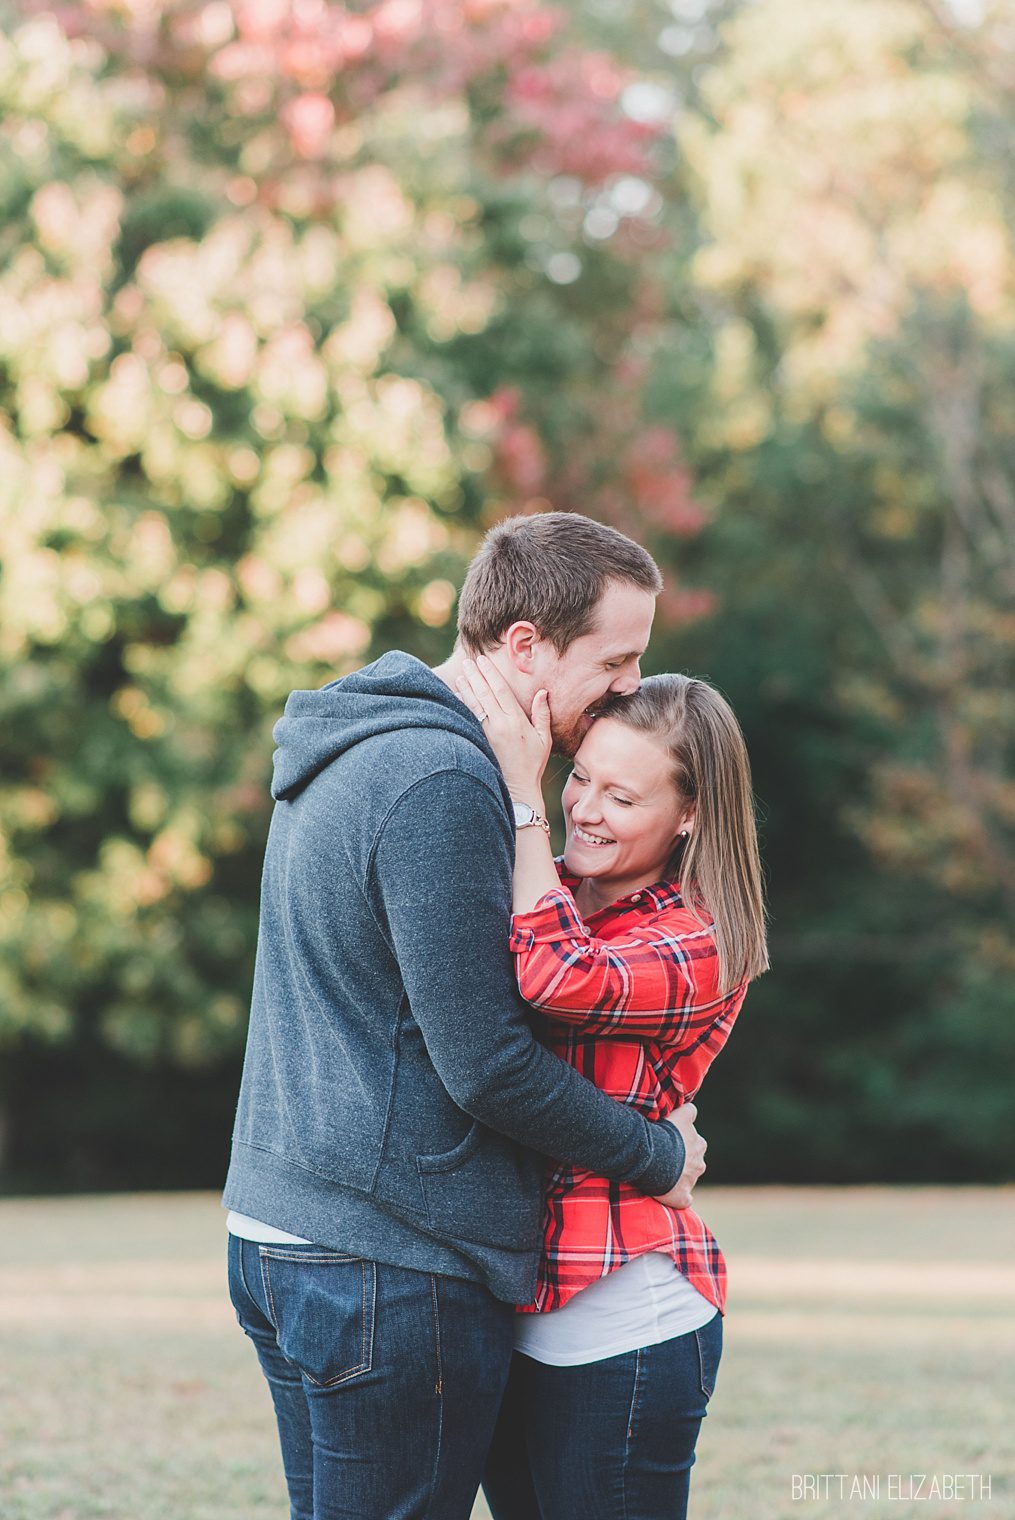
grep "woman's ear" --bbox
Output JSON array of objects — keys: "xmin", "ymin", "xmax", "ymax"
[{"xmin": 678, "ymin": 804, "xmax": 697, "ymax": 840}]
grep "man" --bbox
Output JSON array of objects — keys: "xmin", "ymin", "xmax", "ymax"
[{"xmin": 223, "ymin": 511, "xmax": 706, "ymax": 1520}]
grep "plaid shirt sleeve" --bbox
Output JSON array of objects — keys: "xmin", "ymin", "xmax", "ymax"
[{"xmin": 509, "ymin": 885, "xmax": 729, "ymax": 1044}]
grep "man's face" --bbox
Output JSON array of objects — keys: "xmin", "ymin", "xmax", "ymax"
[{"xmin": 533, "ymin": 580, "xmax": 656, "ymax": 757}]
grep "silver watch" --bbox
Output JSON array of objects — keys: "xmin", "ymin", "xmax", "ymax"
[{"xmin": 512, "ymin": 801, "xmax": 551, "ymax": 835}]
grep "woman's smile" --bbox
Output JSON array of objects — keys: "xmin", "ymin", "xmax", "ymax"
[{"xmin": 571, "ymin": 824, "xmax": 616, "ymax": 848}]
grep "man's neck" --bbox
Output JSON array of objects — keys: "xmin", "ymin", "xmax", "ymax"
[
  {"xmin": 430, "ymin": 648, "xmax": 470, "ymax": 696},
  {"xmin": 432, "ymin": 646, "xmax": 531, "ymax": 716}
]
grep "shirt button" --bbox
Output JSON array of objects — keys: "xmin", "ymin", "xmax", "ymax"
[{"xmin": 633, "ymin": 893, "xmax": 642, "ymax": 902}]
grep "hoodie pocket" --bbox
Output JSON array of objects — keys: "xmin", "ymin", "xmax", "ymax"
[{"xmin": 416, "ymin": 1122, "xmax": 540, "ymax": 1251}]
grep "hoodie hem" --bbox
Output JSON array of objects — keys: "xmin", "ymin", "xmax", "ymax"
[{"xmin": 223, "ymin": 1142, "xmax": 539, "ymax": 1306}]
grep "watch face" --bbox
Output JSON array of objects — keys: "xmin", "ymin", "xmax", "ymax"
[{"xmin": 512, "ymin": 802, "xmax": 535, "ymax": 826}]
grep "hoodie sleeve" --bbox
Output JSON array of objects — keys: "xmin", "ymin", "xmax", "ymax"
[{"xmin": 370, "ymin": 767, "xmax": 684, "ymax": 1196}]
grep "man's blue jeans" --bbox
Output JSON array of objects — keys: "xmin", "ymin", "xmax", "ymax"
[
  {"xmin": 482, "ymin": 1312, "xmax": 723, "ymax": 1520},
  {"xmin": 227, "ymin": 1234, "xmax": 516, "ymax": 1520}
]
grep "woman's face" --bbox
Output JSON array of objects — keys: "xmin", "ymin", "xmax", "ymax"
[{"xmin": 561, "ymin": 717, "xmax": 693, "ymax": 893}]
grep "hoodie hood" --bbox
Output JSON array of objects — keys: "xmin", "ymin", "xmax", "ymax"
[{"xmin": 271, "ymin": 650, "xmax": 498, "ymax": 801}]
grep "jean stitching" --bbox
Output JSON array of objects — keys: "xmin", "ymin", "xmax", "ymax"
[
  {"xmin": 259, "ymin": 1246, "xmax": 279, "ymax": 1330},
  {"xmin": 430, "ymin": 1274, "xmax": 444, "ymax": 1397},
  {"xmin": 621, "ymin": 1347, "xmax": 642, "ymax": 1520},
  {"xmin": 235, "ymin": 1237, "xmax": 255, "ymax": 1311},
  {"xmin": 260, "ymin": 1252, "xmax": 374, "ymax": 1388},
  {"xmin": 426, "ymin": 1274, "xmax": 445, "ymax": 1510},
  {"xmin": 365, "ymin": 1261, "xmax": 377, "ymax": 1372},
  {"xmin": 308, "ymin": 1261, "xmax": 371, "ymax": 1388},
  {"xmin": 310, "ymin": 1260, "xmax": 372, "ymax": 1388},
  {"xmin": 694, "ymin": 1324, "xmax": 713, "ymax": 1399},
  {"xmin": 258, "ymin": 1250, "xmax": 361, "ymax": 1263},
  {"xmin": 359, "ymin": 1259, "xmax": 369, "ymax": 1373}
]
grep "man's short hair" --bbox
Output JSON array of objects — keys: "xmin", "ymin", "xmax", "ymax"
[{"xmin": 457, "ymin": 511, "xmax": 662, "ymax": 655}]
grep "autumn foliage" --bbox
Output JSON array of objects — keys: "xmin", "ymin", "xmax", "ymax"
[{"xmin": 1, "ymin": 0, "xmax": 1012, "ymax": 1185}]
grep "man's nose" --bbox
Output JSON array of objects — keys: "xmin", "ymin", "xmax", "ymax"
[{"xmin": 609, "ymin": 660, "xmax": 641, "ymax": 696}]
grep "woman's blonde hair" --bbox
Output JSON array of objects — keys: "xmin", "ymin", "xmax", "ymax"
[{"xmin": 602, "ymin": 673, "xmax": 769, "ymax": 993}]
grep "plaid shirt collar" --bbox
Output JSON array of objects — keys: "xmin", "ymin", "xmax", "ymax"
[{"xmin": 557, "ymin": 864, "xmax": 686, "ymax": 918}]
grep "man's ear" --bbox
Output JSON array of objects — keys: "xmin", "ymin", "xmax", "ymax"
[{"xmin": 501, "ymin": 621, "xmax": 540, "ymax": 672}]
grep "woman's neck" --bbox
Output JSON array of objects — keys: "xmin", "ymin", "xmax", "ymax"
[{"xmin": 574, "ymin": 871, "xmax": 658, "ymax": 918}]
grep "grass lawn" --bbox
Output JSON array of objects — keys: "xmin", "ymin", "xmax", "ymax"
[{"xmin": 0, "ymin": 1187, "xmax": 1012, "ymax": 1519}]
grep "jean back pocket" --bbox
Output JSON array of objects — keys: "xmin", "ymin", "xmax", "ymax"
[{"xmin": 259, "ymin": 1248, "xmax": 377, "ymax": 1388}]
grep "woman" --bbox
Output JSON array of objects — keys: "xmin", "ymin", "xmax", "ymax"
[{"xmin": 455, "ymin": 655, "xmax": 768, "ymax": 1520}]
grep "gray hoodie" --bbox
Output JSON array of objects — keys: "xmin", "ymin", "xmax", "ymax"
[{"xmin": 222, "ymin": 651, "xmax": 683, "ymax": 1303}]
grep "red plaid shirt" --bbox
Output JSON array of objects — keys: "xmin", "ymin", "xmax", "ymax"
[{"xmin": 509, "ymin": 866, "xmax": 747, "ymax": 1315}]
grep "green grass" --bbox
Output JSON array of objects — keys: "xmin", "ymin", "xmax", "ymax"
[{"xmin": 0, "ymin": 1188, "xmax": 1012, "ymax": 1518}]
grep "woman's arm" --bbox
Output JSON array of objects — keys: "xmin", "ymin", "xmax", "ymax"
[
  {"xmin": 455, "ymin": 655, "xmax": 562, "ymax": 912},
  {"xmin": 455, "ymin": 655, "xmax": 738, "ymax": 1046},
  {"xmin": 510, "ymin": 808, "xmax": 566, "ymax": 913},
  {"xmin": 510, "ymin": 884, "xmax": 738, "ymax": 1045}
]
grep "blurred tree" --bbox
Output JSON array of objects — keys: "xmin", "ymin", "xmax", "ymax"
[
  {"xmin": 660, "ymin": 0, "xmax": 1015, "ymax": 1178},
  {"xmin": 0, "ymin": 0, "xmax": 703, "ymax": 1181},
  {"xmin": 2, "ymin": 0, "xmax": 1012, "ymax": 1187}
]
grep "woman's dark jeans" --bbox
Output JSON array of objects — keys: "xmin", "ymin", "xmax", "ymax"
[
  {"xmin": 483, "ymin": 1313, "xmax": 723, "ymax": 1520},
  {"xmin": 227, "ymin": 1233, "xmax": 515, "ymax": 1520}
]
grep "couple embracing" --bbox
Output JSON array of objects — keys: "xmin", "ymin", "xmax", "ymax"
[{"xmin": 223, "ymin": 511, "xmax": 768, "ymax": 1520}]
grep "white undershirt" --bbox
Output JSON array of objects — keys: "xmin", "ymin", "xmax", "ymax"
[
  {"xmin": 227, "ymin": 1210, "xmax": 312, "ymax": 1245},
  {"xmin": 514, "ymin": 1251, "xmax": 718, "ymax": 1366},
  {"xmin": 227, "ymin": 1216, "xmax": 718, "ymax": 1366}
]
